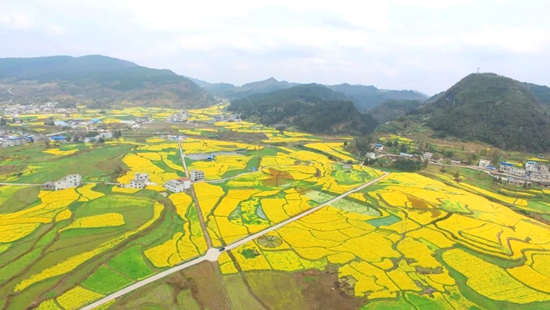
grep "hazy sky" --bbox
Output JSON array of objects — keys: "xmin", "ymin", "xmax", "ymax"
[{"xmin": 1, "ymin": 0, "xmax": 549, "ymax": 95}]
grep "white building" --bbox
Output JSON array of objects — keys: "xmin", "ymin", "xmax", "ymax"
[
  {"xmin": 120, "ymin": 173, "xmax": 149, "ymax": 189},
  {"xmin": 164, "ymin": 178, "xmax": 191, "ymax": 192},
  {"xmin": 190, "ymin": 170, "xmax": 205, "ymax": 182},
  {"xmin": 510, "ymin": 167, "xmax": 527, "ymax": 176},
  {"xmin": 97, "ymin": 131, "xmax": 113, "ymax": 140},
  {"xmin": 134, "ymin": 173, "xmax": 149, "ymax": 182},
  {"xmin": 478, "ymin": 159, "xmax": 491, "ymax": 169},
  {"xmin": 366, "ymin": 152, "xmax": 376, "ymax": 160},
  {"xmin": 41, "ymin": 174, "xmax": 82, "ymax": 191},
  {"xmin": 423, "ymin": 152, "xmax": 433, "ymax": 160},
  {"xmin": 128, "ymin": 179, "xmax": 146, "ymax": 189}
]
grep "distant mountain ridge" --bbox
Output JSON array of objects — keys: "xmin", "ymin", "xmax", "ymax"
[
  {"xmin": 197, "ymin": 76, "xmax": 428, "ymax": 111},
  {"xmin": 201, "ymin": 77, "xmax": 299, "ymax": 100},
  {"xmin": 420, "ymin": 73, "xmax": 550, "ymax": 152},
  {"xmin": 0, "ymin": 55, "xmax": 213, "ymax": 108},
  {"xmin": 326, "ymin": 83, "xmax": 428, "ymax": 111},
  {"xmin": 228, "ymin": 84, "xmax": 378, "ymax": 136}
]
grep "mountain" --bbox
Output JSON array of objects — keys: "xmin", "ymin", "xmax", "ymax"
[
  {"xmin": 228, "ymin": 84, "xmax": 378, "ymax": 136},
  {"xmin": 423, "ymin": 73, "xmax": 550, "ymax": 152},
  {"xmin": 0, "ymin": 55, "xmax": 213, "ymax": 108},
  {"xmin": 327, "ymin": 83, "xmax": 428, "ymax": 112},
  {"xmin": 203, "ymin": 77, "xmax": 299, "ymax": 99},
  {"xmin": 367, "ymin": 99, "xmax": 423, "ymax": 124}
]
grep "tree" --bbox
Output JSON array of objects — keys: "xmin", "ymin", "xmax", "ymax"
[
  {"xmin": 0, "ymin": 118, "xmax": 6, "ymax": 126},
  {"xmin": 454, "ymin": 171, "xmax": 460, "ymax": 180},
  {"xmin": 399, "ymin": 144, "xmax": 409, "ymax": 153}
]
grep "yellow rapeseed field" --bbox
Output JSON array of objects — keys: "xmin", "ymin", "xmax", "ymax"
[
  {"xmin": 443, "ymin": 248, "xmax": 550, "ymax": 303},
  {"xmin": 56, "ymin": 286, "xmax": 104, "ymax": 310},
  {"xmin": 60, "ymin": 213, "xmax": 125, "ymax": 232},
  {"xmin": 42, "ymin": 148, "xmax": 79, "ymax": 156}
]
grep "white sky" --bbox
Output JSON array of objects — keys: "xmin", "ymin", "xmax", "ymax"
[{"xmin": 1, "ymin": 0, "xmax": 549, "ymax": 94}]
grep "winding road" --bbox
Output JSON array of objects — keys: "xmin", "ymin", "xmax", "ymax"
[{"xmin": 81, "ymin": 169, "xmax": 388, "ymax": 310}]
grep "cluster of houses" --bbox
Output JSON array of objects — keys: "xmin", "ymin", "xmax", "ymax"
[
  {"xmin": 165, "ymin": 110, "xmax": 189, "ymax": 123},
  {"xmin": 478, "ymin": 158, "xmax": 550, "ymax": 187},
  {"xmin": 117, "ymin": 170, "xmax": 205, "ymax": 193},
  {"xmin": 0, "ymin": 134, "xmax": 33, "ymax": 148},
  {"xmin": 213, "ymin": 114, "xmax": 241, "ymax": 122},
  {"xmin": 2, "ymin": 102, "xmax": 76, "ymax": 116},
  {"xmin": 40, "ymin": 169, "xmax": 207, "ymax": 193}
]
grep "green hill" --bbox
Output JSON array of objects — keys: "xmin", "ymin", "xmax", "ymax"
[
  {"xmin": 228, "ymin": 84, "xmax": 378, "ymax": 135},
  {"xmin": 423, "ymin": 73, "xmax": 550, "ymax": 152},
  {"xmin": 0, "ymin": 55, "xmax": 213, "ymax": 108}
]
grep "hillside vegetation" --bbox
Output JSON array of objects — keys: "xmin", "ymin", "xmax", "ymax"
[
  {"xmin": 367, "ymin": 99, "xmax": 423, "ymax": 124},
  {"xmin": 423, "ymin": 73, "xmax": 550, "ymax": 152},
  {"xmin": 228, "ymin": 84, "xmax": 378, "ymax": 135},
  {"xmin": 0, "ymin": 55, "xmax": 213, "ymax": 108}
]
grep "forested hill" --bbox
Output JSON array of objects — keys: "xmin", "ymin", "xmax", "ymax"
[
  {"xmin": 422, "ymin": 73, "xmax": 550, "ymax": 152},
  {"xmin": 228, "ymin": 84, "xmax": 379, "ymax": 135},
  {"xmin": 0, "ymin": 55, "xmax": 213, "ymax": 108}
]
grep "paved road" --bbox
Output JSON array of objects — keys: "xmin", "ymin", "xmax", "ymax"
[
  {"xmin": 178, "ymin": 140, "xmax": 213, "ymax": 248},
  {"xmin": 0, "ymin": 183, "xmax": 41, "ymax": 186},
  {"xmin": 177, "ymin": 141, "xmax": 189, "ymax": 178},
  {"xmin": 79, "ymin": 172, "xmax": 388, "ymax": 310}
]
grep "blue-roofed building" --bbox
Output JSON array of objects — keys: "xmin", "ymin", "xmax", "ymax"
[
  {"xmin": 50, "ymin": 135, "xmax": 66, "ymax": 142},
  {"xmin": 91, "ymin": 118, "xmax": 101, "ymax": 124},
  {"xmin": 486, "ymin": 165, "xmax": 497, "ymax": 170},
  {"xmin": 374, "ymin": 143, "xmax": 384, "ymax": 151},
  {"xmin": 500, "ymin": 162, "xmax": 513, "ymax": 167}
]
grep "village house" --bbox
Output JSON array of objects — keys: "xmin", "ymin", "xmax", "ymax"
[
  {"xmin": 498, "ymin": 162, "xmax": 514, "ymax": 173},
  {"xmin": 41, "ymin": 174, "xmax": 82, "ymax": 191},
  {"xmin": 423, "ymin": 152, "xmax": 433, "ymax": 161},
  {"xmin": 510, "ymin": 167, "xmax": 527, "ymax": 177},
  {"xmin": 190, "ymin": 170, "xmax": 205, "ymax": 182},
  {"xmin": 0, "ymin": 136, "xmax": 25, "ymax": 148},
  {"xmin": 121, "ymin": 173, "xmax": 150, "ymax": 189},
  {"xmin": 128, "ymin": 179, "xmax": 146, "ymax": 189},
  {"xmin": 366, "ymin": 152, "xmax": 376, "ymax": 160},
  {"xmin": 166, "ymin": 110, "xmax": 189, "ymax": 123},
  {"xmin": 374, "ymin": 143, "xmax": 384, "ymax": 152},
  {"xmin": 164, "ymin": 177, "xmax": 191, "ymax": 192},
  {"xmin": 478, "ymin": 159, "xmax": 491, "ymax": 169}
]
